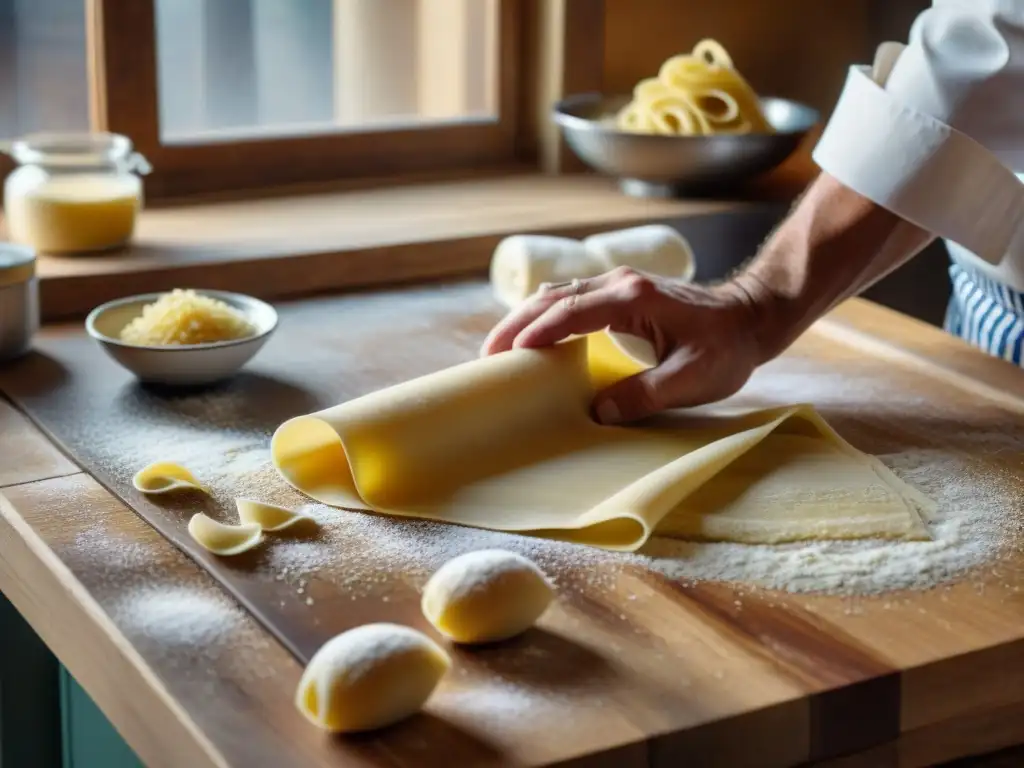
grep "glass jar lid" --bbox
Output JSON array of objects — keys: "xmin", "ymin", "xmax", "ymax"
[
  {"xmin": 0, "ymin": 243, "xmax": 36, "ymax": 288},
  {"xmin": 2, "ymin": 132, "xmax": 151, "ymax": 175}
]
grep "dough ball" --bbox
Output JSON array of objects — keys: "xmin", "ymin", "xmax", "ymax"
[
  {"xmin": 295, "ymin": 623, "xmax": 450, "ymax": 733},
  {"xmin": 489, "ymin": 234, "xmax": 601, "ymax": 308},
  {"xmin": 583, "ymin": 224, "xmax": 696, "ymax": 281},
  {"xmin": 421, "ymin": 549, "xmax": 554, "ymax": 644}
]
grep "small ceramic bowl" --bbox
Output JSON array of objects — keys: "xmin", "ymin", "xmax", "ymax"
[{"xmin": 85, "ymin": 289, "xmax": 278, "ymax": 386}]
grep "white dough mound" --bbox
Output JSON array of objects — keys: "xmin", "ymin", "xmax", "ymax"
[
  {"xmin": 421, "ymin": 549, "xmax": 555, "ymax": 644},
  {"xmin": 295, "ymin": 622, "xmax": 451, "ymax": 733}
]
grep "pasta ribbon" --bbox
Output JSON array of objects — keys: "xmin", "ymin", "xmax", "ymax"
[
  {"xmin": 132, "ymin": 461, "xmax": 208, "ymax": 495},
  {"xmin": 187, "ymin": 513, "xmax": 263, "ymax": 556},
  {"xmin": 235, "ymin": 498, "xmax": 314, "ymax": 532},
  {"xmin": 616, "ymin": 39, "xmax": 773, "ymax": 136}
]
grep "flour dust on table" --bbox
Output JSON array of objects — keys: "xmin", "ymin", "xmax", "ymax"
[
  {"xmin": 110, "ymin": 586, "xmax": 245, "ymax": 648},
  {"xmin": 69, "ymin": 524, "xmax": 270, "ymax": 655}
]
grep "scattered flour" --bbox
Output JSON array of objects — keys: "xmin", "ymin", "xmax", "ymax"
[
  {"xmin": 72, "ymin": 525, "xmax": 163, "ymax": 574},
  {"xmin": 108, "ymin": 586, "xmax": 244, "ymax": 647},
  {"xmin": 640, "ymin": 451, "xmax": 1020, "ymax": 594},
  {"xmin": 438, "ymin": 678, "xmax": 550, "ymax": 726},
  {"xmin": 69, "ymin": 527, "xmax": 249, "ymax": 649},
  {"xmin": 69, "ymin": 524, "xmax": 272, "ymax": 671}
]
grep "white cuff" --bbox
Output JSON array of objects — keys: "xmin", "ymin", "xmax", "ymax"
[{"xmin": 812, "ymin": 65, "xmax": 1023, "ymax": 266}]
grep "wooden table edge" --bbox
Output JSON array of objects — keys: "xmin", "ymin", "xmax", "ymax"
[
  {"xmin": 815, "ymin": 696, "xmax": 1024, "ymax": 767},
  {"xmin": 817, "ymin": 299, "xmax": 1024, "ymax": 412},
  {"xmin": 0, "ymin": 484, "xmax": 229, "ymax": 768}
]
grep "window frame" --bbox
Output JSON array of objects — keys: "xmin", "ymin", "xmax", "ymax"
[{"xmin": 87, "ymin": 0, "xmax": 528, "ymax": 200}]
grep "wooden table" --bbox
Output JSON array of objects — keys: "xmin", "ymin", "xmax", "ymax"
[{"xmin": 1, "ymin": 287, "xmax": 1024, "ymax": 768}]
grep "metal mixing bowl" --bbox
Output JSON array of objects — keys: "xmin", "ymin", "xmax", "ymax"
[{"xmin": 553, "ymin": 93, "xmax": 820, "ymax": 197}]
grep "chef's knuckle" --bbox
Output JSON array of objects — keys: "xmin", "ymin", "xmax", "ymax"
[
  {"xmin": 557, "ymin": 297, "xmax": 580, "ymax": 318},
  {"xmin": 610, "ymin": 265, "xmax": 637, "ymax": 282},
  {"xmin": 617, "ymin": 272, "xmax": 655, "ymax": 302}
]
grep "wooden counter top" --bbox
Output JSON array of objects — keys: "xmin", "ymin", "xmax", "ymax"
[{"xmin": 2, "ymin": 288, "xmax": 1024, "ymax": 768}]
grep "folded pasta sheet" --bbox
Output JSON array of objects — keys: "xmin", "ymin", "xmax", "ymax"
[{"xmin": 271, "ymin": 333, "xmax": 934, "ymax": 551}]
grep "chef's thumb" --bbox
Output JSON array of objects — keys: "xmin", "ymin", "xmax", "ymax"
[
  {"xmin": 593, "ymin": 352, "xmax": 705, "ymax": 425},
  {"xmin": 593, "ymin": 369, "xmax": 668, "ymax": 425}
]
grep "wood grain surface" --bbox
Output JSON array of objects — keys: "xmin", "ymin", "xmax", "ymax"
[{"xmin": 1, "ymin": 281, "xmax": 1023, "ymax": 767}]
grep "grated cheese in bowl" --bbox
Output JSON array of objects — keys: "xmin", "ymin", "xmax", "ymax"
[
  {"xmin": 119, "ymin": 288, "xmax": 256, "ymax": 346},
  {"xmin": 86, "ymin": 288, "xmax": 276, "ymax": 386}
]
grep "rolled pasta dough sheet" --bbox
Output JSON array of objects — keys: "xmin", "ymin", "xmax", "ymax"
[
  {"xmin": 271, "ymin": 332, "xmax": 934, "ymax": 551},
  {"xmin": 605, "ymin": 331, "xmax": 659, "ymax": 368}
]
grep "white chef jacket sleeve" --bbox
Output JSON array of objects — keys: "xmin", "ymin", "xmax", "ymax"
[{"xmin": 812, "ymin": 1, "xmax": 1024, "ymax": 266}]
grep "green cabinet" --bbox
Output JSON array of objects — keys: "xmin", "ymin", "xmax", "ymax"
[
  {"xmin": 60, "ymin": 670, "xmax": 143, "ymax": 768},
  {"xmin": 0, "ymin": 592, "xmax": 61, "ymax": 768},
  {"xmin": 1, "ymin": 592, "xmax": 142, "ymax": 768}
]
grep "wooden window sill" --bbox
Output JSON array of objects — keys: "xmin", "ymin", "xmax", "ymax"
[{"xmin": 10, "ymin": 162, "xmax": 817, "ymax": 322}]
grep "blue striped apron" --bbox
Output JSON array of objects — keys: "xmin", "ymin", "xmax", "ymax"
[{"xmin": 944, "ymin": 262, "xmax": 1024, "ymax": 366}]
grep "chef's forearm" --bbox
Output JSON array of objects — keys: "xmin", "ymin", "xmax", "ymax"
[{"xmin": 732, "ymin": 172, "xmax": 933, "ymax": 363}]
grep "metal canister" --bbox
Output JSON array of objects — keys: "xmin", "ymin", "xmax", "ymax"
[{"xmin": 0, "ymin": 242, "xmax": 39, "ymax": 362}]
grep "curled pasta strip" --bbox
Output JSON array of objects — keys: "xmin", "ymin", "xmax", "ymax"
[
  {"xmin": 632, "ymin": 77, "xmax": 671, "ymax": 103},
  {"xmin": 693, "ymin": 38, "xmax": 734, "ymax": 69},
  {"xmin": 188, "ymin": 513, "xmax": 263, "ymax": 556},
  {"xmin": 652, "ymin": 99, "xmax": 706, "ymax": 135},
  {"xmin": 619, "ymin": 78, "xmax": 708, "ymax": 135},
  {"xmin": 690, "ymin": 89, "xmax": 741, "ymax": 125},
  {"xmin": 235, "ymin": 498, "xmax": 315, "ymax": 532},
  {"xmin": 657, "ymin": 54, "xmax": 710, "ymax": 89},
  {"xmin": 132, "ymin": 462, "xmax": 208, "ymax": 495},
  {"xmin": 612, "ymin": 38, "xmax": 774, "ymax": 137},
  {"xmin": 616, "ymin": 102, "xmax": 654, "ymax": 133}
]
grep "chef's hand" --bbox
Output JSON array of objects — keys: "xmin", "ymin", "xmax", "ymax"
[
  {"xmin": 480, "ymin": 174, "xmax": 926, "ymax": 425},
  {"xmin": 479, "ymin": 267, "xmax": 766, "ymax": 424}
]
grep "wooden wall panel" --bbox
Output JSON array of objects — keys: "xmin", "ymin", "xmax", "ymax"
[{"xmin": 518, "ymin": 0, "xmax": 605, "ymax": 172}]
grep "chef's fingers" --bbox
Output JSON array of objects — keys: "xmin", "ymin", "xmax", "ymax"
[
  {"xmin": 508, "ymin": 289, "xmax": 629, "ymax": 350},
  {"xmin": 512, "ymin": 268, "xmax": 658, "ymax": 349},
  {"xmin": 480, "ymin": 273, "xmax": 616, "ymax": 355},
  {"xmin": 591, "ymin": 350, "xmax": 705, "ymax": 424}
]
